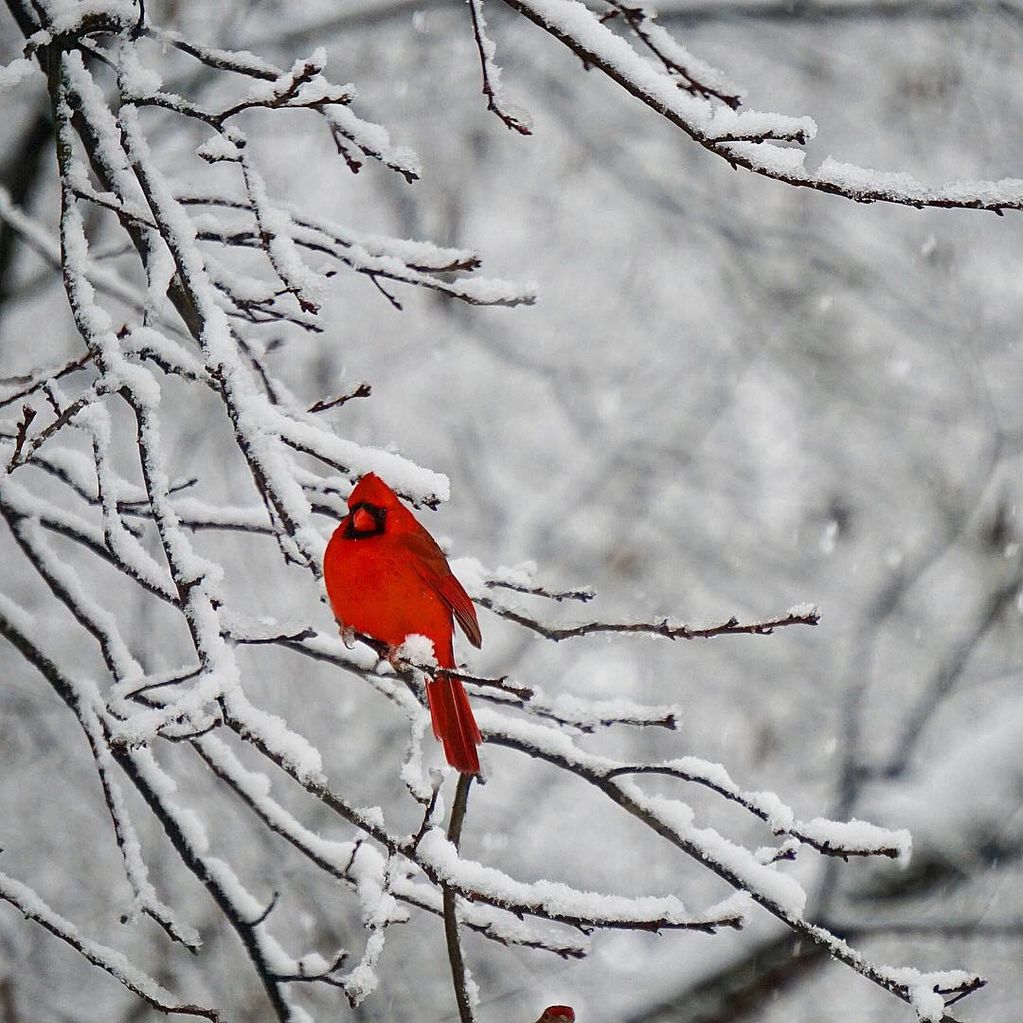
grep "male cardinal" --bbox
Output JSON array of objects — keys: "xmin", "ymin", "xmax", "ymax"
[
  {"xmin": 323, "ymin": 472, "xmax": 483, "ymax": 774},
  {"xmin": 534, "ymin": 1008, "xmax": 575, "ymax": 1023}
]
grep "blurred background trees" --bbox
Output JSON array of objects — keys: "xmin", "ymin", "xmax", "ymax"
[{"xmin": 1, "ymin": 1, "xmax": 1021, "ymax": 1021}]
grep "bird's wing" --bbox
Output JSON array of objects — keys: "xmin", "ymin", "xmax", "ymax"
[{"xmin": 400, "ymin": 529, "xmax": 483, "ymax": 649}]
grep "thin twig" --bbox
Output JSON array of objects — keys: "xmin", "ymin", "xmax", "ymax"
[
  {"xmin": 467, "ymin": 0, "xmax": 532, "ymax": 134},
  {"xmin": 5, "ymin": 404, "xmax": 36, "ymax": 468},
  {"xmin": 602, "ymin": 1, "xmax": 743, "ymax": 108},
  {"xmin": 308, "ymin": 382, "xmax": 371, "ymax": 413},
  {"xmin": 0, "ymin": 353, "xmax": 92, "ymax": 410},
  {"xmin": 7, "ymin": 388, "xmax": 99, "ymax": 471},
  {"xmin": 0, "ymin": 871, "xmax": 218, "ymax": 1020},
  {"xmin": 887, "ymin": 565, "xmax": 1023, "ymax": 777},
  {"xmin": 604, "ymin": 763, "xmax": 906, "ymax": 859},
  {"xmin": 443, "ymin": 774, "xmax": 477, "ymax": 1023},
  {"xmin": 485, "ymin": 579, "xmax": 595, "ymax": 602},
  {"xmin": 478, "ymin": 598, "xmax": 821, "ymax": 641}
]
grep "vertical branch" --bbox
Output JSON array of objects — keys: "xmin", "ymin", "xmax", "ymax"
[
  {"xmin": 443, "ymin": 774, "xmax": 477, "ymax": 1023},
  {"xmin": 466, "ymin": 0, "xmax": 532, "ymax": 134}
]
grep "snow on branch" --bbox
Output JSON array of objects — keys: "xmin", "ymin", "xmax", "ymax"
[
  {"xmin": 218, "ymin": 694, "xmax": 742, "ymax": 934},
  {"xmin": 139, "ymin": 25, "xmax": 420, "ymax": 179},
  {"xmin": 481, "ymin": 711, "xmax": 983, "ymax": 1018},
  {"xmin": 0, "ymin": 608, "xmax": 239, "ymax": 1021},
  {"xmin": 74, "ymin": 687, "xmax": 203, "ymax": 950},
  {"xmin": 0, "ymin": 348, "xmax": 92, "ymax": 412},
  {"xmin": 144, "ymin": 26, "xmax": 283, "ymax": 80},
  {"xmin": 455, "ymin": 670, "xmax": 683, "ymax": 731},
  {"xmin": 0, "ymin": 568, "xmax": 347, "ymax": 1022},
  {"xmin": 600, "ymin": 1, "xmax": 744, "ymax": 108},
  {"xmin": 176, "ymin": 191, "xmax": 536, "ymax": 310},
  {"xmin": 467, "ymin": 0, "xmax": 533, "ymax": 134},
  {"xmin": 231, "ymin": 616, "xmax": 683, "ymax": 732},
  {"xmin": 605, "ymin": 757, "xmax": 911, "ymax": 861},
  {"xmin": 419, "ymin": 826, "xmax": 747, "ymax": 934},
  {"xmin": 131, "ymin": 55, "xmax": 357, "ymax": 129},
  {"xmin": 0, "ymin": 871, "xmax": 220, "ymax": 1021},
  {"xmin": 496, "ymin": 0, "xmax": 1023, "ymax": 212},
  {"xmin": 190, "ymin": 726, "xmax": 588, "ymax": 960}
]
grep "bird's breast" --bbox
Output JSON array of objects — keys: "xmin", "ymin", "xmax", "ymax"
[{"xmin": 324, "ymin": 532, "xmax": 455, "ymax": 664}]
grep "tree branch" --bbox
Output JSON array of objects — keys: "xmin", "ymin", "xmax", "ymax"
[
  {"xmin": 499, "ymin": 0, "xmax": 1023, "ymax": 212},
  {"xmin": 443, "ymin": 774, "xmax": 478, "ymax": 1023},
  {"xmin": 478, "ymin": 597, "xmax": 820, "ymax": 641}
]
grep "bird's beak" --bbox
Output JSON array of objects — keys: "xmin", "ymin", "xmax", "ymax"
[{"xmin": 352, "ymin": 507, "xmax": 376, "ymax": 532}]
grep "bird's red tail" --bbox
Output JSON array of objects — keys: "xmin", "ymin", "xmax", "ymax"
[{"xmin": 426, "ymin": 676, "xmax": 482, "ymax": 774}]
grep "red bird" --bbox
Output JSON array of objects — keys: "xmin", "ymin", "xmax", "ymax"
[
  {"xmin": 324, "ymin": 473, "xmax": 483, "ymax": 774},
  {"xmin": 534, "ymin": 1008, "xmax": 575, "ymax": 1023}
]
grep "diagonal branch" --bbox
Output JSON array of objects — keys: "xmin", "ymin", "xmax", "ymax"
[
  {"xmin": 0, "ymin": 870, "xmax": 219, "ymax": 1021},
  {"xmin": 0, "ymin": 612, "xmax": 221, "ymax": 1021},
  {"xmin": 499, "ymin": 0, "xmax": 1023, "ymax": 212},
  {"xmin": 602, "ymin": 1, "xmax": 743, "ymax": 108},
  {"xmin": 482, "ymin": 712, "xmax": 983, "ymax": 1017}
]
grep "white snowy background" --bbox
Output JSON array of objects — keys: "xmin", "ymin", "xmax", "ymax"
[{"xmin": 0, "ymin": 1, "xmax": 1021, "ymax": 1022}]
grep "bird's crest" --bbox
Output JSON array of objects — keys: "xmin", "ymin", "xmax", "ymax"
[{"xmin": 348, "ymin": 472, "xmax": 400, "ymax": 509}]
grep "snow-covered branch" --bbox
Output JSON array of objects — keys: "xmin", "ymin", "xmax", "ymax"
[
  {"xmin": 0, "ymin": 869, "xmax": 219, "ymax": 1021},
  {"xmin": 482, "ymin": 712, "xmax": 983, "ymax": 1019},
  {"xmin": 467, "ymin": 0, "xmax": 533, "ymax": 135},
  {"xmin": 496, "ymin": 0, "xmax": 1023, "ymax": 212}
]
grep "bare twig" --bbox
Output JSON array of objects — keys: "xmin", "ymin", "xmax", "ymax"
[
  {"xmin": 0, "ymin": 353, "xmax": 92, "ymax": 410},
  {"xmin": 5, "ymin": 403, "xmax": 36, "ymax": 467},
  {"xmin": 443, "ymin": 774, "xmax": 477, "ymax": 1023},
  {"xmin": 485, "ymin": 579, "xmax": 595, "ymax": 602},
  {"xmin": 308, "ymin": 382, "xmax": 372, "ymax": 413},
  {"xmin": 478, "ymin": 598, "xmax": 820, "ymax": 641},
  {"xmin": 7, "ymin": 388, "xmax": 100, "ymax": 471},
  {"xmin": 887, "ymin": 565, "xmax": 1023, "ymax": 777}
]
